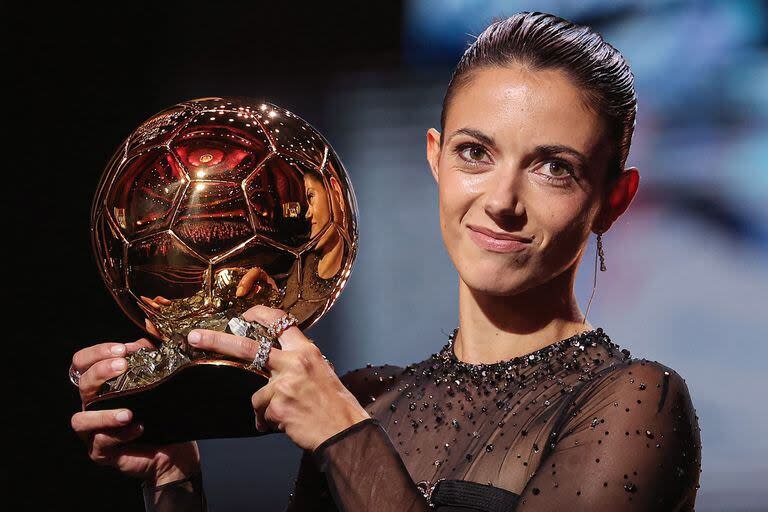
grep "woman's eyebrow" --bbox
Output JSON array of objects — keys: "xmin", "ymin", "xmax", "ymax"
[
  {"xmin": 447, "ymin": 128, "xmax": 497, "ymax": 149},
  {"xmin": 533, "ymin": 144, "xmax": 588, "ymax": 167}
]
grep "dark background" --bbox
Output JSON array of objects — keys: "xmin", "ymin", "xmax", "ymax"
[
  {"xmin": 7, "ymin": 3, "xmax": 403, "ymax": 510},
  {"xmin": 7, "ymin": 1, "xmax": 767, "ymax": 510}
]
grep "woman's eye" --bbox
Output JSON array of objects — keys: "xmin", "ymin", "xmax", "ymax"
[
  {"xmin": 541, "ymin": 161, "xmax": 577, "ymax": 180},
  {"xmin": 456, "ymin": 144, "xmax": 491, "ymax": 165},
  {"xmin": 543, "ymin": 162, "xmax": 571, "ymax": 177}
]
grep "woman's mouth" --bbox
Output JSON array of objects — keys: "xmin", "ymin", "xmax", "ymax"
[{"xmin": 466, "ymin": 224, "xmax": 532, "ymax": 253}]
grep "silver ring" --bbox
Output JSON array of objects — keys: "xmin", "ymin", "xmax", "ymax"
[
  {"xmin": 267, "ymin": 313, "xmax": 299, "ymax": 339},
  {"xmin": 68, "ymin": 364, "xmax": 81, "ymax": 387},
  {"xmin": 249, "ymin": 336, "xmax": 274, "ymax": 371},
  {"xmin": 228, "ymin": 316, "xmax": 277, "ymax": 371}
]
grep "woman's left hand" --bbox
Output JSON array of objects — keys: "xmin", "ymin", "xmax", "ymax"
[{"xmin": 186, "ymin": 305, "xmax": 371, "ymax": 452}]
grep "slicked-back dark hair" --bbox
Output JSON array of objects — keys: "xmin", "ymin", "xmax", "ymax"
[{"xmin": 440, "ymin": 12, "xmax": 637, "ymax": 183}]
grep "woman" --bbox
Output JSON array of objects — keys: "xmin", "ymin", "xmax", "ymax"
[{"xmin": 70, "ymin": 12, "xmax": 702, "ymax": 511}]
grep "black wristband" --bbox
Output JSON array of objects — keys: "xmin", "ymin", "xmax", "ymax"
[
  {"xmin": 141, "ymin": 471, "xmax": 202, "ymax": 492},
  {"xmin": 142, "ymin": 471, "xmax": 206, "ymax": 511}
]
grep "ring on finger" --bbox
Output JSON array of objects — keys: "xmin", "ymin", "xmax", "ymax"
[
  {"xmin": 69, "ymin": 364, "xmax": 81, "ymax": 387},
  {"xmin": 248, "ymin": 334, "xmax": 274, "ymax": 372},
  {"xmin": 228, "ymin": 315, "xmax": 281, "ymax": 350},
  {"xmin": 266, "ymin": 313, "xmax": 298, "ymax": 340}
]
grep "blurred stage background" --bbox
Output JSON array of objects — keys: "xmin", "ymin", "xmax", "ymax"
[{"xmin": 8, "ymin": 1, "xmax": 766, "ymax": 510}]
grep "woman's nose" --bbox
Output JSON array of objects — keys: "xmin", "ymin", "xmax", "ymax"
[{"xmin": 483, "ymin": 168, "xmax": 526, "ymax": 221}]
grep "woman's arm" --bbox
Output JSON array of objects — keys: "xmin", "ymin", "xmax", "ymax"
[
  {"xmin": 308, "ymin": 418, "xmax": 431, "ymax": 512},
  {"xmin": 286, "ymin": 366, "xmax": 431, "ymax": 512},
  {"xmin": 142, "ymin": 471, "xmax": 208, "ymax": 512},
  {"xmin": 513, "ymin": 360, "xmax": 702, "ymax": 511}
]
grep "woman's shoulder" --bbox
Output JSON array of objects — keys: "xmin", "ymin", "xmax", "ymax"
[
  {"xmin": 339, "ymin": 363, "xmax": 407, "ymax": 407},
  {"xmin": 562, "ymin": 353, "xmax": 703, "ymax": 505},
  {"xmin": 571, "ymin": 351, "xmax": 700, "ymax": 448},
  {"xmin": 579, "ymin": 329, "xmax": 694, "ymax": 399},
  {"xmin": 591, "ymin": 354, "xmax": 695, "ymax": 403}
]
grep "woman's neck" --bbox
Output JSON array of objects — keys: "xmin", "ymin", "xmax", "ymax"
[
  {"xmin": 316, "ymin": 232, "xmax": 344, "ymax": 279},
  {"xmin": 453, "ymin": 266, "xmax": 594, "ymax": 364}
]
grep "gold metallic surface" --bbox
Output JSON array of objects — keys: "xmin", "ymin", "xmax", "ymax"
[{"xmin": 90, "ymin": 97, "xmax": 358, "ymax": 406}]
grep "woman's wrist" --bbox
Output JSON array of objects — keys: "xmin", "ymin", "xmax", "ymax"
[
  {"xmin": 150, "ymin": 466, "xmax": 201, "ymax": 487},
  {"xmin": 145, "ymin": 442, "xmax": 203, "ymax": 487},
  {"xmin": 147, "ymin": 453, "xmax": 203, "ymax": 487},
  {"xmin": 312, "ymin": 416, "xmax": 380, "ymax": 459},
  {"xmin": 311, "ymin": 404, "xmax": 371, "ymax": 452},
  {"xmin": 142, "ymin": 468, "xmax": 207, "ymax": 511}
]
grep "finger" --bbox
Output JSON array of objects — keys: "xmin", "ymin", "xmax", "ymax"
[
  {"xmin": 251, "ymin": 381, "xmax": 276, "ymax": 432},
  {"xmin": 145, "ymin": 318, "xmax": 162, "ymax": 338},
  {"xmin": 237, "ymin": 267, "xmax": 267, "ymax": 297},
  {"xmin": 72, "ymin": 343, "xmax": 128, "ymax": 374},
  {"xmin": 242, "ymin": 305, "xmax": 306, "ymax": 350},
  {"xmin": 78, "ymin": 358, "xmax": 128, "ymax": 401},
  {"xmin": 125, "ymin": 338, "xmax": 155, "ymax": 353},
  {"xmin": 140, "ymin": 295, "xmax": 162, "ymax": 310},
  {"xmin": 187, "ymin": 328, "xmax": 291, "ymax": 371},
  {"xmin": 264, "ymin": 403, "xmax": 286, "ymax": 433},
  {"xmin": 71, "ymin": 409, "xmax": 133, "ymax": 441},
  {"xmin": 153, "ymin": 296, "xmax": 172, "ymax": 306},
  {"xmin": 187, "ymin": 329, "xmax": 257, "ymax": 360},
  {"xmin": 92, "ymin": 422, "xmax": 145, "ymax": 452}
]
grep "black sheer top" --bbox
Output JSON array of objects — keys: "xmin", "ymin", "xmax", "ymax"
[{"xmin": 143, "ymin": 327, "xmax": 702, "ymax": 511}]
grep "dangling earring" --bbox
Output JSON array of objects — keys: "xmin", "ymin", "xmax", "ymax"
[
  {"xmin": 597, "ymin": 232, "xmax": 607, "ymax": 271},
  {"xmin": 582, "ymin": 231, "xmax": 606, "ymax": 325}
]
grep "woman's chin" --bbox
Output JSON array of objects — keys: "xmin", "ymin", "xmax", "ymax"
[{"xmin": 461, "ymin": 272, "xmax": 532, "ymax": 297}]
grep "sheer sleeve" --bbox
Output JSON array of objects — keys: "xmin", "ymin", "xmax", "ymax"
[
  {"xmin": 514, "ymin": 360, "xmax": 702, "ymax": 511},
  {"xmin": 141, "ymin": 471, "xmax": 208, "ymax": 512},
  {"xmin": 285, "ymin": 449, "xmax": 338, "ymax": 511},
  {"xmin": 311, "ymin": 418, "xmax": 431, "ymax": 511},
  {"xmin": 287, "ymin": 365, "xmax": 432, "ymax": 512}
]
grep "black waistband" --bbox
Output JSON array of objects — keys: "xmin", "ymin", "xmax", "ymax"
[{"xmin": 431, "ymin": 479, "xmax": 520, "ymax": 511}]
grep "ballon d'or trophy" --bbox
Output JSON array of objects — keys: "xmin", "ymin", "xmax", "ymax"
[{"xmin": 87, "ymin": 97, "xmax": 358, "ymax": 444}]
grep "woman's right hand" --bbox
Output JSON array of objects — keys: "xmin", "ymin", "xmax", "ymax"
[{"xmin": 70, "ymin": 339, "xmax": 202, "ymax": 486}]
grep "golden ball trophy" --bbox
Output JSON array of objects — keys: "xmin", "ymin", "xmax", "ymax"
[{"xmin": 86, "ymin": 97, "xmax": 358, "ymax": 444}]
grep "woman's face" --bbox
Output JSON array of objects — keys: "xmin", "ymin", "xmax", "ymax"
[
  {"xmin": 304, "ymin": 173, "xmax": 330, "ymax": 242},
  {"xmin": 427, "ymin": 64, "xmax": 619, "ymax": 297}
]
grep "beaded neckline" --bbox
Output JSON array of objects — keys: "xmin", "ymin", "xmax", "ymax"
[{"xmin": 441, "ymin": 326, "xmax": 616, "ymax": 371}]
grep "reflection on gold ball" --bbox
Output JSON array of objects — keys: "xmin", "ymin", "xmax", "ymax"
[{"xmin": 91, "ymin": 97, "xmax": 359, "ymax": 342}]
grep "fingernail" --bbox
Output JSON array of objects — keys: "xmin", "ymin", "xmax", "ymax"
[
  {"xmin": 188, "ymin": 331, "xmax": 201, "ymax": 345},
  {"xmin": 111, "ymin": 359, "xmax": 127, "ymax": 371},
  {"xmin": 116, "ymin": 410, "xmax": 130, "ymax": 422},
  {"xmin": 236, "ymin": 286, "xmax": 244, "ymax": 297},
  {"xmin": 110, "ymin": 344, "xmax": 126, "ymax": 356}
]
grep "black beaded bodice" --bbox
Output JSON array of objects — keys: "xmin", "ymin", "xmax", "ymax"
[
  {"xmin": 324, "ymin": 326, "xmax": 701, "ymax": 510},
  {"xmin": 437, "ymin": 326, "xmax": 627, "ymax": 387}
]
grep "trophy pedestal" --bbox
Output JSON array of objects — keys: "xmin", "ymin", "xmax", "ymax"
[{"xmin": 85, "ymin": 362, "xmax": 269, "ymax": 444}]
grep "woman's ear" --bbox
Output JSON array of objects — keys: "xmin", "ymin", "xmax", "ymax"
[
  {"xmin": 329, "ymin": 175, "xmax": 342, "ymax": 197},
  {"xmin": 426, "ymin": 128, "xmax": 442, "ymax": 184},
  {"xmin": 594, "ymin": 167, "xmax": 640, "ymax": 233},
  {"xmin": 328, "ymin": 175, "xmax": 346, "ymax": 224}
]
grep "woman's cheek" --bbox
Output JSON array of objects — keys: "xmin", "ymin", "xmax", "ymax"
[
  {"xmin": 442, "ymin": 171, "xmax": 478, "ymax": 217},
  {"xmin": 539, "ymin": 211, "xmax": 590, "ymax": 268}
]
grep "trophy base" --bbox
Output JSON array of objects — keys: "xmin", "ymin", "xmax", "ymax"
[{"xmin": 85, "ymin": 362, "xmax": 268, "ymax": 444}]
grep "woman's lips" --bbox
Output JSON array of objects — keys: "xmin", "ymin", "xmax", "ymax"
[{"xmin": 467, "ymin": 225, "xmax": 532, "ymax": 253}]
